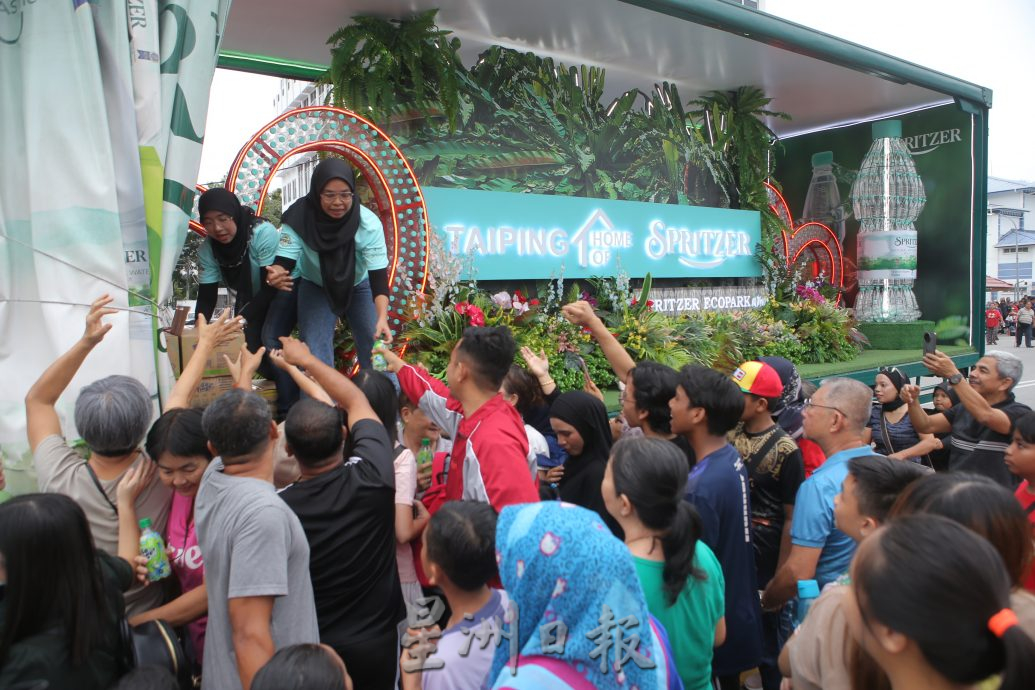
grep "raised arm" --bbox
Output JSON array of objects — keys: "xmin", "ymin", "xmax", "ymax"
[
  {"xmin": 167, "ymin": 311, "xmax": 244, "ymax": 410},
  {"xmin": 923, "ymin": 351, "xmax": 1013, "ymax": 435},
  {"xmin": 26, "ymin": 295, "xmax": 116, "ymax": 452},
  {"xmin": 268, "ymin": 349, "xmax": 333, "ymax": 405},
  {"xmin": 115, "ymin": 460, "xmax": 156, "ymax": 566},
  {"xmin": 561, "ymin": 300, "xmax": 636, "ymax": 381},
  {"xmin": 279, "ymin": 336, "xmax": 378, "ymax": 427},
  {"xmin": 224, "ymin": 344, "xmax": 267, "ymax": 392},
  {"xmin": 901, "ymin": 384, "xmax": 951, "ymax": 435}
]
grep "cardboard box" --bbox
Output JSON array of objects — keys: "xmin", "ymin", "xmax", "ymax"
[
  {"xmin": 165, "ymin": 328, "xmax": 246, "ymax": 378},
  {"xmin": 189, "ymin": 376, "xmax": 236, "ymax": 408}
]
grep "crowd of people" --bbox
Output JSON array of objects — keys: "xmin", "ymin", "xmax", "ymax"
[{"xmin": 3, "ymin": 170, "xmax": 1035, "ymax": 690}]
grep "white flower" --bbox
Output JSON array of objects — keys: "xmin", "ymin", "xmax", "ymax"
[{"xmin": 491, "ymin": 291, "xmax": 512, "ymax": 309}]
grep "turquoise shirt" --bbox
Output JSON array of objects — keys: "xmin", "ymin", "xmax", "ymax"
[
  {"xmin": 198, "ymin": 220, "xmax": 284, "ymax": 289},
  {"xmin": 276, "ymin": 204, "xmax": 388, "ymax": 285},
  {"xmin": 635, "ymin": 540, "xmax": 725, "ymax": 690}
]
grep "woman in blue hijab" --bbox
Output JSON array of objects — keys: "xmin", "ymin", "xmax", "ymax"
[{"xmin": 489, "ymin": 502, "xmax": 683, "ymax": 689}]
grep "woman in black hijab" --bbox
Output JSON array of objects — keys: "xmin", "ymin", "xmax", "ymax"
[
  {"xmin": 268, "ymin": 159, "xmax": 392, "ymax": 375},
  {"xmin": 865, "ymin": 366, "xmax": 939, "ymax": 463},
  {"xmin": 550, "ymin": 391, "xmax": 621, "ymax": 535},
  {"xmin": 195, "ymin": 188, "xmax": 295, "ymax": 351}
]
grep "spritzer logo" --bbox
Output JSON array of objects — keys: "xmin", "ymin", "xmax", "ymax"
[
  {"xmin": 442, "ymin": 209, "xmax": 633, "ymax": 269},
  {"xmin": 904, "ymin": 127, "xmax": 962, "ymax": 156},
  {"xmin": 645, "ymin": 220, "xmax": 753, "ymax": 269}
]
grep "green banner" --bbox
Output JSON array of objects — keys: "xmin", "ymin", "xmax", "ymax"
[{"xmin": 777, "ymin": 104, "xmax": 974, "ymax": 331}]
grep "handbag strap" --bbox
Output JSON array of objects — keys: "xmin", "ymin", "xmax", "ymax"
[
  {"xmin": 878, "ymin": 410, "xmax": 896, "ymax": 455},
  {"xmin": 83, "ymin": 461, "xmax": 119, "ymax": 517},
  {"xmin": 744, "ymin": 427, "xmax": 784, "ymax": 472}
]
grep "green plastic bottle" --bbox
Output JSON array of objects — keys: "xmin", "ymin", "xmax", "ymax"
[
  {"xmin": 416, "ymin": 438, "xmax": 433, "ymax": 468},
  {"xmin": 139, "ymin": 517, "xmax": 171, "ymax": 582},
  {"xmin": 372, "ymin": 339, "xmax": 388, "ymax": 371}
]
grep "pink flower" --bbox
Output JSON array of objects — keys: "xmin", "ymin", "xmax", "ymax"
[
  {"xmin": 455, "ymin": 301, "xmax": 470, "ymax": 315},
  {"xmin": 491, "ymin": 291, "xmax": 512, "ymax": 309},
  {"xmin": 530, "ymin": 298, "xmax": 540, "ymax": 306}
]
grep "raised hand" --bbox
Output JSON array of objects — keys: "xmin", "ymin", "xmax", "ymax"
[
  {"xmin": 561, "ymin": 300, "xmax": 601, "ymax": 329},
  {"xmin": 519, "ymin": 346, "xmax": 550, "ymax": 379},
  {"xmin": 278, "ymin": 336, "xmax": 314, "ymax": 367},
  {"xmin": 373, "ymin": 344, "xmax": 405, "ymax": 373},
  {"xmin": 196, "ymin": 309, "xmax": 243, "ymax": 349},
  {"xmin": 224, "ymin": 344, "xmax": 266, "ymax": 385},
  {"xmin": 83, "ymin": 295, "xmax": 118, "ymax": 345},
  {"xmin": 116, "ymin": 460, "xmax": 155, "ymax": 507}
]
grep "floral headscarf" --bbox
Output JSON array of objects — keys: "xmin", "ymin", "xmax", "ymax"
[{"xmin": 490, "ymin": 502, "xmax": 677, "ymax": 689}]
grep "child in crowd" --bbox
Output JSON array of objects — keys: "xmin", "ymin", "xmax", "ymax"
[
  {"xmin": 604, "ymin": 436, "xmax": 725, "ymax": 690},
  {"xmin": 670, "ymin": 365, "xmax": 761, "ymax": 690},
  {"xmin": 847, "ymin": 515, "xmax": 1035, "ymax": 690},
  {"xmin": 401, "ymin": 501, "xmax": 506, "ymax": 690},
  {"xmin": 1004, "ymin": 410, "xmax": 1035, "ymax": 593},
  {"xmin": 779, "ymin": 454, "xmax": 928, "ymax": 690},
  {"xmin": 252, "ymin": 643, "xmax": 352, "ymax": 690}
]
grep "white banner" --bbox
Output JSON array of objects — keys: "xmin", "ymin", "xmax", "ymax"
[{"xmin": 857, "ymin": 229, "xmax": 919, "ymax": 281}]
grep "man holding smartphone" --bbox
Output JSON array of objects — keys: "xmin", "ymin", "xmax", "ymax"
[{"xmin": 902, "ymin": 350, "xmax": 1030, "ymax": 487}]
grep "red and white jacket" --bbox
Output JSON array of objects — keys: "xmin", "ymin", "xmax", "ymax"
[{"xmin": 398, "ymin": 363, "xmax": 539, "ymax": 510}]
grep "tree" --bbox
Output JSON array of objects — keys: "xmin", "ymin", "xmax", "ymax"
[{"xmin": 262, "ymin": 188, "xmax": 282, "ymax": 227}]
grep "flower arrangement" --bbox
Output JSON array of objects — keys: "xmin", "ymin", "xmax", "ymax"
[{"xmin": 345, "ymin": 233, "xmax": 864, "ymax": 385}]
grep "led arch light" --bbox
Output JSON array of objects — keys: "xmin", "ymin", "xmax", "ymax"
[
  {"xmin": 765, "ymin": 182, "xmax": 845, "ymax": 303},
  {"xmin": 192, "ymin": 106, "xmax": 431, "ymax": 366}
]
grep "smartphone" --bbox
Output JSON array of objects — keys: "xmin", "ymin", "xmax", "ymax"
[
  {"xmin": 577, "ymin": 355, "xmax": 591, "ymax": 379},
  {"xmin": 923, "ymin": 331, "xmax": 938, "ymax": 355}
]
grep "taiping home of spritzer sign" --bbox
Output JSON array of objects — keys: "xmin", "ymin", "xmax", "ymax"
[{"xmin": 422, "ymin": 188, "xmax": 762, "ymax": 279}]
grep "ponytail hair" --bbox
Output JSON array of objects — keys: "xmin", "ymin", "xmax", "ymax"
[
  {"xmin": 854, "ymin": 515, "xmax": 1035, "ymax": 690},
  {"xmin": 610, "ymin": 436, "xmax": 702, "ymax": 605}
]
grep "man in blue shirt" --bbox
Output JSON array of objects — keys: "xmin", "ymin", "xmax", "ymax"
[
  {"xmin": 761, "ymin": 377, "xmax": 874, "ymax": 612},
  {"xmin": 671, "ymin": 365, "xmax": 761, "ymax": 690}
]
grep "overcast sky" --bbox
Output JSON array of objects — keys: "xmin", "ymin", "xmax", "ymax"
[
  {"xmin": 766, "ymin": 0, "xmax": 1035, "ymax": 182},
  {"xmin": 198, "ymin": 0, "xmax": 1035, "ymax": 184}
]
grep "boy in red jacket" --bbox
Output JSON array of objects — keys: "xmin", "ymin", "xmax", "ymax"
[{"xmin": 378, "ymin": 326, "xmax": 539, "ymax": 512}]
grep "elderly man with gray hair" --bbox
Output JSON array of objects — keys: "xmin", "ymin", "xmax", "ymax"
[
  {"xmin": 761, "ymin": 376, "xmax": 875, "ymax": 612},
  {"xmin": 903, "ymin": 349, "xmax": 1031, "ymax": 487},
  {"xmin": 25, "ymin": 295, "xmax": 171, "ymax": 616}
]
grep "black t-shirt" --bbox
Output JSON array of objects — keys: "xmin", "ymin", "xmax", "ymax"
[
  {"xmin": 943, "ymin": 395, "xmax": 1031, "ymax": 488},
  {"xmin": 278, "ymin": 419, "xmax": 404, "ymax": 647},
  {"xmin": 729, "ymin": 423, "xmax": 805, "ymax": 526}
]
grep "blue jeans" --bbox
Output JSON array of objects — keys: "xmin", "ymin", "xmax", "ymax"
[{"xmin": 297, "ymin": 277, "xmax": 378, "ymax": 369}]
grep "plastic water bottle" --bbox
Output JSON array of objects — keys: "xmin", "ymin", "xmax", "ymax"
[
  {"xmin": 795, "ymin": 579, "xmax": 820, "ymax": 626},
  {"xmin": 416, "ymin": 438, "xmax": 433, "ymax": 468},
  {"xmin": 139, "ymin": 518, "xmax": 171, "ymax": 582},
  {"xmin": 372, "ymin": 339, "xmax": 387, "ymax": 371},
  {"xmin": 802, "ymin": 151, "xmax": 845, "ymax": 242}
]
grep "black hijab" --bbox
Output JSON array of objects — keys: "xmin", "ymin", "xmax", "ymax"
[
  {"xmin": 199, "ymin": 188, "xmax": 257, "ymax": 306},
  {"xmin": 550, "ymin": 391, "xmax": 620, "ymax": 535},
  {"xmin": 281, "ymin": 159, "xmax": 361, "ymax": 316},
  {"xmin": 878, "ymin": 367, "xmax": 907, "ymax": 412}
]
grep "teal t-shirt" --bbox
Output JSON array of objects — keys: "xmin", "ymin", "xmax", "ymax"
[
  {"xmin": 276, "ymin": 204, "xmax": 388, "ymax": 286},
  {"xmin": 198, "ymin": 220, "xmax": 283, "ymax": 289},
  {"xmin": 635, "ymin": 540, "xmax": 726, "ymax": 690}
]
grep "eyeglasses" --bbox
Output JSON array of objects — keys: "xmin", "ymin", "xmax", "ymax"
[
  {"xmin": 803, "ymin": 398, "xmax": 846, "ymax": 416},
  {"xmin": 320, "ymin": 191, "xmax": 354, "ymax": 202}
]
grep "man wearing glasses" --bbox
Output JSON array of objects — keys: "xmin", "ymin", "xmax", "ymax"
[{"xmin": 761, "ymin": 377, "xmax": 873, "ymax": 612}]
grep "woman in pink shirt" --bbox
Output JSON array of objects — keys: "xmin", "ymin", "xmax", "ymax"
[{"xmin": 117, "ymin": 407, "xmax": 211, "ymax": 665}]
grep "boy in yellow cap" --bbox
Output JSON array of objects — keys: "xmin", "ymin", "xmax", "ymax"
[{"xmin": 727, "ymin": 360, "xmax": 805, "ymax": 690}]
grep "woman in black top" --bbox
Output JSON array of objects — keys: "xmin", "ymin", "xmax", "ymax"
[
  {"xmin": 0, "ymin": 493, "xmax": 133, "ymax": 690},
  {"xmin": 550, "ymin": 391, "xmax": 621, "ymax": 535}
]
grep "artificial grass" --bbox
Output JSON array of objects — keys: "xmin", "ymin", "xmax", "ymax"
[
  {"xmin": 798, "ymin": 344, "xmax": 977, "ymax": 381},
  {"xmin": 856, "ymin": 321, "xmax": 935, "ymax": 350}
]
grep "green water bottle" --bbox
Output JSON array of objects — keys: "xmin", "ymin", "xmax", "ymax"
[
  {"xmin": 416, "ymin": 438, "xmax": 433, "ymax": 468},
  {"xmin": 372, "ymin": 339, "xmax": 388, "ymax": 371},
  {"xmin": 139, "ymin": 518, "xmax": 171, "ymax": 582}
]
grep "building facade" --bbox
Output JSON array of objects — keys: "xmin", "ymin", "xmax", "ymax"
[
  {"xmin": 272, "ymin": 79, "xmax": 332, "ymax": 208},
  {"xmin": 987, "ymin": 177, "xmax": 1035, "ymax": 300}
]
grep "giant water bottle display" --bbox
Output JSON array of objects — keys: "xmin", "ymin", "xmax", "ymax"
[
  {"xmin": 850, "ymin": 120, "xmax": 925, "ymax": 322},
  {"xmin": 802, "ymin": 151, "xmax": 846, "ymax": 242}
]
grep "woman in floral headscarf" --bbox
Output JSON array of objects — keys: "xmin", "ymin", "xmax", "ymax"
[
  {"xmin": 758, "ymin": 356, "xmax": 826, "ymax": 476},
  {"xmin": 489, "ymin": 502, "xmax": 683, "ymax": 690}
]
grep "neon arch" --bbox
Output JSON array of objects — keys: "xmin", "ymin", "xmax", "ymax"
[
  {"xmin": 191, "ymin": 106, "xmax": 431, "ymax": 365},
  {"xmin": 765, "ymin": 182, "xmax": 845, "ymax": 302}
]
